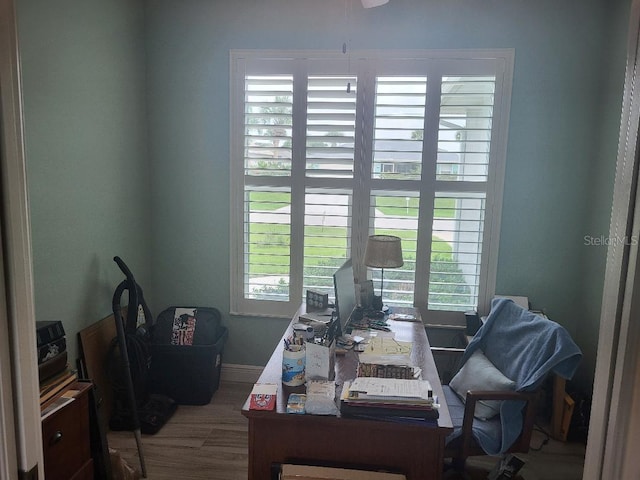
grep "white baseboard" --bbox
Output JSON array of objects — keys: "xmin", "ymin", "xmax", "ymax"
[{"xmin": 221, "ymin": 363, "xmax": 263, "ymax": 384}]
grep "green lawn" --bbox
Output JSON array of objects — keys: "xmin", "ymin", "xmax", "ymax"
[
  {"xmin": 249, "ymin": 191, "xmax": 290, "ymax": 211},
  {"xmin": 248, "ymin": 223, "xmax": 452, "ymax": 275},
  {"xmin": 247, "ymin": 215, "xmax": 471, "ymax": 310},
  {"xmin": 249, "ymin": 192, "xmax": 456, "ymax": 218}
]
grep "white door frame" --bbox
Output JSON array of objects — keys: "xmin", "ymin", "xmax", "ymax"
[
  {"xmin": 1, "ymin": 0, "xmax": 639, "ymax": 478},
  {"xmin": 584, "ymin": 1, "xmax": 640, "ymax": 478},
  {"xmin": 0, "ymin": 0, "xmax": 44, "ymax": 478},
  {"xmin": 0, "ymin": 242, "xmax": 18, "ymax": 480}
]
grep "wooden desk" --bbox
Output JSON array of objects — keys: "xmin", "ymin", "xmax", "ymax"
[{"xmin": 242, "ymin": 306, "xmax": 452, "ymax": 480}]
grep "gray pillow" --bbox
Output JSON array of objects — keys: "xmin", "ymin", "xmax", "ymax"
[{"xmin": 449, "ymin": 349, "xmax": 516, "ymax": 420}]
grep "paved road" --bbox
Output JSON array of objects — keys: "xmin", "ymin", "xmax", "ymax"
[{"xmin": 249, "ymin": 203, "xmax": 456, "ymax": 241}]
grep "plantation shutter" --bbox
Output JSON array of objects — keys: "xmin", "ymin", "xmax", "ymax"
[
  {"xmin": 427, "ymin": 75, "xmax": 496, "ymax": 311},
  {"xmin": 230, "ymin": 51, "xmax": 512, "ymax": 319},
  {"xmin": 372, "ymin": 76, "xmax": 427, "ymax": 180},
  {"xmin": 306, "ymin": 75, "xmax": 357, "ymax": 178},
  {"xmin": 302, "ymin": 74, "xmax": 357, "ymax": 295},
  {"xmin": 242, "ymin": 75, "xmax": 294, "ymax": 303}
]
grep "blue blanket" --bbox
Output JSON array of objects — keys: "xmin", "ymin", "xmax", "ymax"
[{"xmin": 447, "ymin": 298, "xmax": 582, "ymax": 454}]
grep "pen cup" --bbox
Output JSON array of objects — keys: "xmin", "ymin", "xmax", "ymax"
[{"xmin": 282, "ymin": 346, "xmax": 305, "ymax": 386}]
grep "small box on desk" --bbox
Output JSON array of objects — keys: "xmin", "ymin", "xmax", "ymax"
[
  {"xmin": 306, "ymin": 290, "xmax": 329, "ymax": 310},
  {"xmin": 305, "ymin": 340, "xmax": 335, "ymax": 381},
  {"xmin": 249, "ymin": 384, "xmax": 277, "ymax": 411}
]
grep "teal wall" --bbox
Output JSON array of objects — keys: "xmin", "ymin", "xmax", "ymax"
[
  {"xmin": 15, "ymin": 0, "xmax": 629, "ymax": 394},
  {"xmin": 145, "ymin": 0, "xmax": 626, "ymax": 392},
  {"xmin": 576, "ymin": 0, "xmax": 631, "ymax": 389},
  {"xmin": 16, "ymin": 0, "xmax": 151, "ymax": 362}
]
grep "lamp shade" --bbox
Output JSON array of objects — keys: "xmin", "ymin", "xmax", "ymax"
[
  {"xmin": 364, "ymin": 235, "xmax": 404, "ymax": 269},
  {"xmin": 361, "ymin": 0, "xmax": 389, "ymax": 8}
]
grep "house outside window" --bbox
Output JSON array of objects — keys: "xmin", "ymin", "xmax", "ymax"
[{"xmin": 230, "ymin": 50, "xmax": 513, "ymax": 322}]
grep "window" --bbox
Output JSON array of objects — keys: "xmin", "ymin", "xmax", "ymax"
[{"xmin": 230, "ymin": 50, "xmax": 513, "ymax": 321}]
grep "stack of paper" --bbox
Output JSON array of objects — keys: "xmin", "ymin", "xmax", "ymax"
[
  {"xmin": 345, "ymin": 377, "xmax": 433, "ymax": 405},
  {"xmin": 305, "ymin": 380, "xmax": 339, "ymax": 416},
  {"xmin": 40, "ymin": 367, "xmax": 77, "ymax": 407},
  {"xmin": 357, "ymin": 337, "xmax": 412, "ymax": 366},
  {"xmin": 298, "ymin": 308, "xmax": 334, "ymax": 324},
  {"xmin": 356, "ymin": 336, "xmax": 420, "ymax": 380},
  {"xmin": 340, "ymin": 377, "xmax": 438, "ymax": 421}
]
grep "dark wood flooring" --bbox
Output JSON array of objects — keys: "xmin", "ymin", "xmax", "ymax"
[{"xmin": 106, "ymin": 381, "xmax": 585, "ymax": 480}]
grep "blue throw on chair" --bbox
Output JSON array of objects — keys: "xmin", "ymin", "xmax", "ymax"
[{"xmin": 444, "ymin": 297, "xmax": 582, "ymax": 455}]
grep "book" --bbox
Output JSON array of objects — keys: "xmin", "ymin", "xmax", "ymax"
[
  {"xmin": 357, "ymin": 363, "xmax": 419, "ymax": 379},
  {"xmin": 298, "ymin": 309, "xmax": 334, "ymax": 325},
  {"xmin": 340, "ymin": 401, "xmax": 439, "ymax": 419},
  {"xmin": 41, "ymin": 395, "xmax": 75, "ymax": 420},
  {"xmin": 249, "ymin": 383, "xmax": 277, "ymax": 411},
  {"xmin": 39, "ymin": 367, "xmax": 77, "ymax": 406},
  {"xmin": 340, "ymin": 379, "xmax": 438, "ymax": 420}
]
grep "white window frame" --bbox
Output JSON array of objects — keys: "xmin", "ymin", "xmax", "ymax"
[{"xmin": 230, "ymin": 49, "xmax": 513, "ymax": 322}]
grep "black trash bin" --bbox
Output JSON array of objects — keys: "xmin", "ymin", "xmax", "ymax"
[{"xmin": 148, "ymin": 306, "xmax": 229, "ymax": 405}]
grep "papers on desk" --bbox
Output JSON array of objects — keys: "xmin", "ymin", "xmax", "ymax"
[
  {"xmin": 340, "ymin": 378, "xmax": 438, "ymax": 421},
  {"xmin": 298, "ymin": 308, "xmax": 334, "ymax": 325},
  {"xmin": 356, "ymin": 336, "xmax": 419, "ymax": 378},
  {"xmin": 387, "ymin": 312, "xmax": 418, "ymax": 322},
  {"xmin": 358, "ymin": 336, "xmax": 412, "ymax": 363},
  {"xmin": 345, "ymin": 377, "xmax": 433, "ymax": 405},
  {"xmin": 305, "ymin": 380, "xmax": 339, "ymax": 416},
  {"xmin": 351, "ymin": 329, "xmax": 394, "ymax": 339}
]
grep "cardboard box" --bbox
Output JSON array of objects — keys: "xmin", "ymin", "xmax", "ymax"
[{"xmin": 280, "ymin": 464, "xmax": 406, "ymax": 480}]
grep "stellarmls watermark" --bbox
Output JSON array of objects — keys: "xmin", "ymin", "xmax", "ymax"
[{"xmin": 584, "ymin": 235, "xmax": 639, "ymax": 246}]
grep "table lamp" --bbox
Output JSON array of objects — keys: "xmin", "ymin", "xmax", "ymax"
[{"xmin": 363, "ymin": 235, "xmax": 404, "ymax": 307}]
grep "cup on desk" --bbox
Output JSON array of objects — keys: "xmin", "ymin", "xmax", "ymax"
[{"xmin": 282, "ymin": 345, "xmax": 306, "ymax": 386}]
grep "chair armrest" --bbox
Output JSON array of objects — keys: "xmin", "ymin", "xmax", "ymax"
[
  {"xmin": 460, "ymin": 390, "xmax": 539, "ymax": 457},
  {"xmin": 466, "ymin": 390, "xmax": 538, "ymax": 402},
  {"xmin": 430, "ymin": 346, "xmax": 465, "ymax": 356}
]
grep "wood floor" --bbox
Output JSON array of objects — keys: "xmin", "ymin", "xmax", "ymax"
[
  {"xmin": 107, "ymin": 382, "xmax": 252, "ymax": 480},
  {"xmin": 106, "ymin": 381, "xmax": 585, "ymax": 480}
]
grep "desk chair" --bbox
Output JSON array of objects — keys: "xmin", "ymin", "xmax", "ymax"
[{"xmin": 434, "ymin": 298, "xmax": 582, "ymax": 474}]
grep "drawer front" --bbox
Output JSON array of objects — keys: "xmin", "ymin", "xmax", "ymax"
[{"xmin": 42, "ymin": 391, "xmax": 91, "ymax": 480}]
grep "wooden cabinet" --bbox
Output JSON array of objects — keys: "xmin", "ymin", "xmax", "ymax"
[{"xmin": 41, "ymin": 382, "xmax": 93, "ymax": 480}]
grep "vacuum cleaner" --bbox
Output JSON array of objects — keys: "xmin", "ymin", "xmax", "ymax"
[{"xmin": 107, "ymin": 256, "xmax": 177, "ymax": 477}]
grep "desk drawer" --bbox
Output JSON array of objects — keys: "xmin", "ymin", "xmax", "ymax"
[{"xmin": 42, "ymin": 389, "xmax": 91, "ymax": 480}]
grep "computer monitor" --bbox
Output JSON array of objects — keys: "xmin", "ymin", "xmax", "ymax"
[{"xmin": 333, "ymin": 258, "xmax": 357, "ymax": 335}]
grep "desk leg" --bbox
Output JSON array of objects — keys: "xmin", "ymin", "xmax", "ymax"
[{"xmin": 551, "ymin": 375, "xmax": 566, "ymax": 440}]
